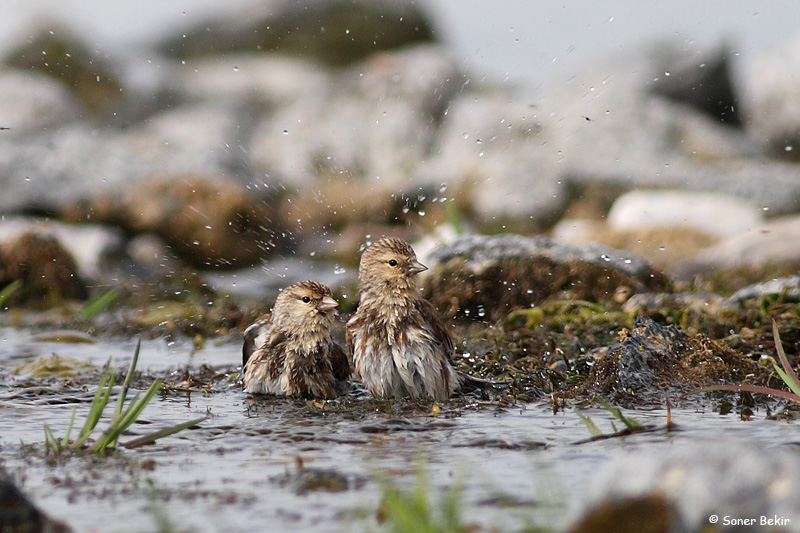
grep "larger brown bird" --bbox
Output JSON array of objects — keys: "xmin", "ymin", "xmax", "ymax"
[
  {"xmin": 242, "ymin": 280, "xmax": 350, "ymax": 399},
  {"xmin": 346, "ymin": 237, "xmax": 458, "ymax": 401}
]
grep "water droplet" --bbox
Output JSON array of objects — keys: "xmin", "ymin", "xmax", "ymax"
[
  {"xmin": 334, "ymin": 265, "xmax": 346, "ymax": 275},
  {"xmin": 283, "ymin": 130, "xmax": 289, "ymax": 135},
  {"xmin": 233, "ymin": 66, "xmax": 239, "ymax": 72},
  {"xmin": 785, "ymin": 145, "xmax": 793, "ymax": 152}
]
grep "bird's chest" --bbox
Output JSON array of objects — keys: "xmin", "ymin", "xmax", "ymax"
[{"xmin": 356, "ymin": 310, "xmax": 432, "ymax": 369}]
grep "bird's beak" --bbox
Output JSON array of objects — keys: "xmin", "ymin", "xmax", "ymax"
[
  {"xmin": 408, "ymin": 260, "xmax": 428, "ymax": 276},
  {"xmin": 319, "ymin": 296, "xmax": 339, "ymax": 312}
]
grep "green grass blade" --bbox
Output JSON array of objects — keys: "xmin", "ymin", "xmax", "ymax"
[
  {"xmin": 775, "ymin": 365, "xmax": 800, "ymax": 397},
  {"xmin": 575, "ymin": 409, "xmax": 603, "ymax": 437},
  {"xmin": 772, "ymin": 319, "xmax": 800, "ymax": 393},
  {"xmin": 44, "ymin": 424, "xmax": 60, "ymax": 454},
  {"xmin": 108, "ymin": 337, "xmax": 142, "ymax": 448},
  {"xmin": 82, "ymin": 288, "xmax": 119, "ymax": 319},
  {"xmin": 122, "ymin": 416, "xmax": 207, "ymax": 449},
  {"xmin": 61, "ymin": 407, "xmax": 77, "ymax": 448},
  {"xmin": 72, "ymin": 363, "xmax": 115, "ymax": 449},
  {"xmin": 0, "ymin": 279, "xmax": 22, "ymax": 308},
  {"xmin": 111, "ymin": 338, "xmax": 141, "ymax": 425},
  {"xmin": 441, "ymin": 479, "xmax": 463, "ymax": 532},
  {"xmin": 91, "ymin": 379, "xmax": 163, "ymax": 453},
  {"xmin": 382, "ymin": 486, "xmax": 430, "ymax": 533},
  {"xmin": 597, "ymin": 398, "xmax": 641, "ymax": 430}
]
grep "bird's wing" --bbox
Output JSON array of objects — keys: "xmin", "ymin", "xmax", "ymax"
[
  {"xmin": 416, "ymin": 298, "xmax": 455, "ymax": 358},
  {"xmin": 330, "ymin": 341, "xmax": 351, "ymax": 380},
  {"xmin": 242, "ymin": 314, "xmax": 278, "ymax": 367}
]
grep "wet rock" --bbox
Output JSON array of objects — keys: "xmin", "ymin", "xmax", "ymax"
[
  {"xmin": 2, "ymin": 24, "xmax": 124, "ymax": 117},
  {"xmin": 0, "ymin": 231, "xmax": 88, "ymax": 307},
  {"xmin": 0, "ymin": 217, "xmax": 125, "ymax": 280},
  {"xmin": 0, "ymin": 476, "xmax": 71, "ymax": 533},
  {"xmin": 0, "ymin": 70, "xmax": 81, "ymax": 134},
  {"xmin": 422, "ymin": 233, "xmax": 671, "ymax": 321},
  {"xmin": 607, "ymin": 190, "xmax": 763, "ymax": 238},
  {"xmin": 748, "ymin": 32, "xmax": 800, "ymax": 160},
  {"xmin": 159, "ymin": 0, "xmax": 436, "ymax": 67},
  {"xmin": 576, "ymin": 443, "xmax": 800, "ymax": 532},
  {"xmin": 585, "ymin": 315, "xmax": 763, "ymax": 403},
  {"xmin": 677, "ymin": 215, "xmax": 800, "ymax": 277},
  {"xmin": 726, "ymin": 275, "xmax": 800, "ymax": 304},
  {"xmin": 61, "ymin": 175, "xmax": 284, "ymax": 269}
]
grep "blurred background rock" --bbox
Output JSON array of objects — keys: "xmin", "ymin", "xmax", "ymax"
[{"xmin": 1, "ymin": 0, "xmax": 800, "ymax": 304}]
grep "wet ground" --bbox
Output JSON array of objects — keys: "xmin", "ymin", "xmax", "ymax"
[{"xmin": 0, "ymin": 327, "xmax": 798, "ymax": 532}]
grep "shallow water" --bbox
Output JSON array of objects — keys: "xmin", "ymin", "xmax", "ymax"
[{"xmin": 0, "ymin": 327, "xmax": 798, "ymax": 532}]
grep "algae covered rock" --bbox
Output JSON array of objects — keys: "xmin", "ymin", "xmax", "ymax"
[
  {"xmin": 422, "ymin": 233, "xmax": 671, "ymax": 321},
  {"xmin": 0, "ymin": 231, "xmax": 88, "ymax": 308},
  {"xmin": 584, "ymin": 315, "xmax": 764, "ymax": 403}
]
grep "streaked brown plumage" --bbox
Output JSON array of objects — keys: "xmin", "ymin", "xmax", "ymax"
[
  {"xmin": 346, "ymin": 237, "xmax": 458, "ymax": 401},
  {"xmin": 242, "ymin": 280, "xmax": 350, "ymax": 399}
]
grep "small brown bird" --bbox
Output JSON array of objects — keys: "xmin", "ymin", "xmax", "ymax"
[
  {"xmin": 346, "ymin": 237, "xmax": 458, "ymax": 401},
  {"xmin": 242, "ymin": 280, "xmax": 350, "ymax": 399}
]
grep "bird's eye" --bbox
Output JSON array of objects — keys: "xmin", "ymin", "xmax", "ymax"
[
  {"xmin": 388, "ymin": 259, "xmax": 398, "ymax": 267},
  {"xmin": 302, "ymin": 296, "xmax": 311, "ymax": 303}
]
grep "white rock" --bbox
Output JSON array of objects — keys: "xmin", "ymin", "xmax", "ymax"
[
  {"xmin": 747, "ymin": 31, "xmax": 800, "ymax": 156},
  {"xmin": 170, "ymin": 54, "xmax": 331, "ymax": 107},
  {"xmin": 0, "ymin": 70, "xmax": 80, "ymax": 134},
  {"xmin": 678, "ymin": 214, "xmax": 800, "ymax": 274},
  {"xmin": 248, "ymin": 44, "xmax": 463, "ymax": 190},
  {"xmin": 580, "ymin": 442, "xmax": 800, "ymax": 531},
  {"xmin": 608, "ymin": 189, "xmax": 763, "ymax": 238}
]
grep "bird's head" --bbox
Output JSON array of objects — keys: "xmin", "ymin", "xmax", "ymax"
[
  {"xmin": 273, "ymin": 280, "xmax": 338, "ymax": 336},
  {"xmin": 358, "ymin": 237, "xmax": 427, "ymax": 296}
]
